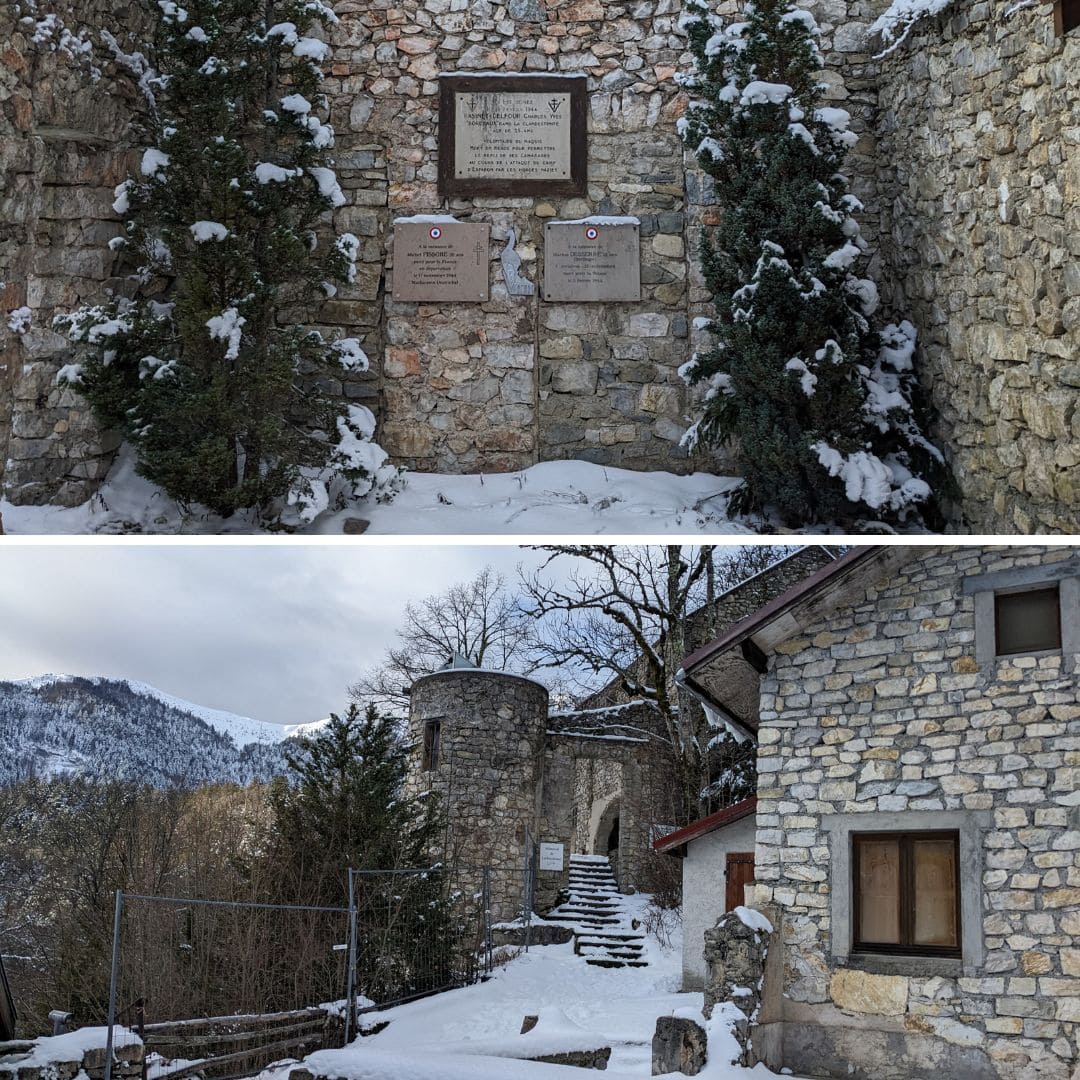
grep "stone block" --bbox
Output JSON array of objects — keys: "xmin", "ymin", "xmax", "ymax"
[
  {"xmin": 829, "ymin": 969, "xmax": 909, "ymax": 1016},
  {"xmin": 651, "ymin": 1016, "xmax": 707, "ymax": 1076}
]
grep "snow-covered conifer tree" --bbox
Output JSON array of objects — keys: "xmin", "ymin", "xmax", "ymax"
[
  {"xmin": 57, "ymin": 0, "xmax": 398, "ymax": 521},
  {"xmin": 678, "ymin": 0, "xmax": 946, "ymax": 529}
]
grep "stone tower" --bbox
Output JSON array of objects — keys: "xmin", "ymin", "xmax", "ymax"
[{"xmin": 406, "ymin": 665, "xmax": 550, "ymax": 920}]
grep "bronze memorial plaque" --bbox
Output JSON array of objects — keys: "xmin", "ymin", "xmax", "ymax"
[
  {"xmin": 542, "ymin": 219, "xmax": 641, "ymax": 302},
  {"xmin": 438, "ymin": 74, "xmax": 587, "ymax": 197},
  {"xmin": 392, "ymin": 220, "xmax": 491, "ymax": 302}
]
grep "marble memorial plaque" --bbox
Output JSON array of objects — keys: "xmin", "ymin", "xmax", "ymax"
[
  {"xmin": 454, "ymin": 91, "xmax": 571, "ymax": 181},
  {"xmin": 439, "ymin": 74, "xmax": 586, "ymax": 197},
  {"xmin": 393, "ymin": 220, "xmax": 490, "ymax": 302},
  {"xmin": 542, "ymin": 219, "xmax": 641, "ymax": 302},
  {"xmin": 538, "ymin": 843, "xmax": 565, "ymax": 872}
]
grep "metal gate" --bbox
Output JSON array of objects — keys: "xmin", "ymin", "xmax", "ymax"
[{"xmin": 347, "ymin": 865, "xmax": 494, "ymax": 1015}]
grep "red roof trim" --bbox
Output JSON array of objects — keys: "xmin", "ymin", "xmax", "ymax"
[{"xmin": 653, "ymin": 796, "xmax": 757, "ymax": 854}]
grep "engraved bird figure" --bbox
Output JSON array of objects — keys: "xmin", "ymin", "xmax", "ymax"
[{"xmin": 501, "ymin": 226, "xmax": 536, "ymax": 297}]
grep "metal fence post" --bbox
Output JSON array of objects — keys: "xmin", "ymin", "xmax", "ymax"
[
  {"xmin": 482, "ymin": 867, "xmax": 493, "ymax": 975},
  {"xmin": 104, "ymin": 890, "xmax": 123, "ymax": 1080},
  {"xmin": 523, "ymin": 829, "xmax": 534, "ymax": 954},
  {"xmin": 135, "ymin": 999, "xmax": 146, "ymax": 1080},
  {"xmin": 344, "ymin": 869, "xmax": 357, "ymax": 1047}
]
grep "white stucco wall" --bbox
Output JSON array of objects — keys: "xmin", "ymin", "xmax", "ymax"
[{"xmin": 681, "ymin": 814, "xmax": 758, "ymax": 991}]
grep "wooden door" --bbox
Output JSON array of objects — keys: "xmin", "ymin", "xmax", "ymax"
[{"xmin": 725, "ymin": 852, "xmax": 755, "ymax": 911}]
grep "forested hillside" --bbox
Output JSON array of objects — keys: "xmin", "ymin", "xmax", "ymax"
[{"xmin": 0, "ymin": 676, "xmax": 319, "ymax": 785}]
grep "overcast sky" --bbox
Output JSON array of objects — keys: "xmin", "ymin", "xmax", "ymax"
[{"xmin": 0, "ymin": 545, "xmax": 562, "ymax": 725}]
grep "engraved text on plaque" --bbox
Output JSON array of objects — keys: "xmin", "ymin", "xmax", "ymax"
[
  {"xmin": 393, "ymin": 220, "xmax": 491, "ymax": 302},
  {"xmin": 542, "ymin": 219, "xmax": 641, "ymax": 302}
]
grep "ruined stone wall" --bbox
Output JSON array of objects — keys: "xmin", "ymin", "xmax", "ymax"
[
  {"xmin": 874, "ymin": 2, "xmax": 1080, "ymax": 533},
  {"xmin": 545, "ymin": 699, "xmax": 680, "ymax": 891},
  {"xmin": 0, "ymin": 0, "xmax": 149, "ymax": 506},
  {"xmin": 1, "ymin": 0, "xmax": 884, "ymax": 504},
  {"xmin": 753, "ymin": 545, "xmax": 1080, "ymax": 1080},
  {"xmin": 405, "ymin": 668, "xmax": 549, "ymax": 919},
  {"xmin": 571, "ymin": 754, "xmax": 622, "ymax": 852}
]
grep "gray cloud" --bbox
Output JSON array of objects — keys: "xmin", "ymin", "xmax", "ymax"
[{"xmin": 0, "ymin": 545, "xmax": 546, "ymax": 725}]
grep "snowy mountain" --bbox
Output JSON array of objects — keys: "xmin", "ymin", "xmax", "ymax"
[{"xmin": 0, "ymin": 675, "xmax": 328, "ymax": 787}]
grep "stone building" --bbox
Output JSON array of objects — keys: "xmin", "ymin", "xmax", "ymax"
[
  {"xmin": 400, "ymin": 546, "xmax": 836, "ymax": 920},
  {"xmin": 402, "ymin": 663, "xmax": 683, "ymax": 919},
  {"xmin": 1, "ymin": 0, "xmax": 1077, "ymax": 530},
  {"xmin": 678, "ymin": 545, "xmax": 1080, "ymax": 1080}
]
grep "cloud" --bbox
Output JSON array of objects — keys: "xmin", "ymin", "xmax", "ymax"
[{"xmin": 0, "ymin": 545, "xmax": 541, "ymax": 725}]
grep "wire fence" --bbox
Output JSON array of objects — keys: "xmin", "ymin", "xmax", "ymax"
[
  {"xmin": 102, "ymin": 893, "xmax": 351, "ymax": 1080},
  {"xmin": 349, "ymin": 865, "xmax": 493, "ymax": 1011},
  {"xmin": 99, "ymin": 865, "xmax": 512, "ymax": 1080}
]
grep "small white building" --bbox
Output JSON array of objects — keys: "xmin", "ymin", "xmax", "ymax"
[{"xmin": 653, "ymin": 796, "xmax": 758, "ymax": 991}]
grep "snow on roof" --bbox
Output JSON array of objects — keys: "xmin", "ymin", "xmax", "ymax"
[
  {"xmin": 548, "ymin": 700, "xmax": 655, "ymax": 719},
  {"xmin": 545, "ymin": 730, "xmax": 649, "ymax": 744}
]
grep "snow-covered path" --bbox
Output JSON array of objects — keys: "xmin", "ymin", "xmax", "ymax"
[
  {"xmin": 255, "ymin": 892, "xmax": 799, "ymax": 1080},
  {"xmin": 0, "ymin": 449, "xmax": 750, "ymax": 536}
]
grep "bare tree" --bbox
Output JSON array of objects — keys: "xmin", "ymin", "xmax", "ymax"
[
  {"xmin": 522, "ymin": 545, "xmax": 792, "ymax": 820},
  {"xmin": 349, "ymin": 566, "xmax": 544, "ymax": 713}
]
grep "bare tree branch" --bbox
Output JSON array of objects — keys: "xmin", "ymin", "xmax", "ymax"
[{"xmin": 349, "ymin": 567, "xmax": 549, "ymax": 713}]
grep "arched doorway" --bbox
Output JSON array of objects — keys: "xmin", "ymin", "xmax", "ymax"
[{"xmin": 590, "ymin": 795, "xmax": 621, "ymax": 863}]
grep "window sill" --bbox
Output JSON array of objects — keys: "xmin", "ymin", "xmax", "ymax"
[
  {"xmin": 994, "ymin": 647, "xmax": 1061, "ymax": 661},
  {"xmin": 841, "ymin": 953, "xmax": 963, "ymax": 978}
]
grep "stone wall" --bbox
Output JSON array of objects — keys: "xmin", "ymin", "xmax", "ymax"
[
  {"xmin": 545, "ymin": 699, "xmax": 681, "ymax": 892},
  {"xmin": 5, "ymin": 0, "xmax": 1077, "ymax": 531},
  {"xmin": 332, "ymin": 0, "xmax": 707, "ymax": 473},
  {"xmin": 752, "ymin": 545, "xmax": 1080, "ymax": 1080},
  {"xmin": 406, "ymin": 668, "xmax": 549, "ymax": 919},
  {"xmin": 0, "ymin": 1032, "xmax": 144, "ymax": 1080},
  {"xmin": 1, "ymin": 0, "xmax": 887, "ymax": 504},
  {"xmin": 874, "ymin": 1, "xmax": 1080, "ymax": 533},
  {"xmin": 0, "ymin": 0, "xmax": 149, "ymax": 505}
]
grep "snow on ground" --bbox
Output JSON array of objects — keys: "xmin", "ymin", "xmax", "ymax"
[
  {"xmin": 0, "ymin": 446, "xmax": 749, "ymax": 536},
  {"xmin": 1, "ymin": 1027, "xmax": 140, "ymax": 1066},
  {"xmin": 252, "ymin": 893, "xmax": 799, "ymax": 1080}
]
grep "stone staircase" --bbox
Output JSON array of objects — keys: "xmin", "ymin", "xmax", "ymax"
[{"xmin": 538, "ymin": 854, "xmax": 648, "ymax": 969}]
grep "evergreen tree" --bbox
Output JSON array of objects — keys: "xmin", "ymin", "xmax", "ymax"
[
  {"xmin": 268, "ymin": 705, "xmax": 456, "ymax": 1002},
  {"xmin": 678, "ymin": 0, "xmax": 945, "ymax": 529},
  {"xmin": 56, "ymin": 0, "xmax": 397, "ymax": 521},
  {"xmin": 270, "ymin": 705, "xmax": 441, "ymax": 894}
]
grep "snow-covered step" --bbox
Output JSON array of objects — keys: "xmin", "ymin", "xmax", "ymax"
[
  {"xmin": 540, "ymin": 854, "xmax": 649, "ymax": 971},
  {"xmin": 543, "ymin": 914, "xmax": 620, "ymax": 927}
]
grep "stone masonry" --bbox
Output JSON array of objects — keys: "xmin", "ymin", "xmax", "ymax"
[
  {"xmin": 2, "ymin": 0, "xmax": 1076, "ymax": 529},
  {"xmin": 405, "ymin": 668, "xmax": 550, "ymax": 919},
  {"xmin": 0, "ymin": 0, "xmax": 149, "ymax": 506},
  {"xmin": 752, "ymin": 546, "xmax": 1080, "ymax": 1079},
  {"xmin": 874, "ymin": 4, "xmax": 1080, "ymax": 533}
]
